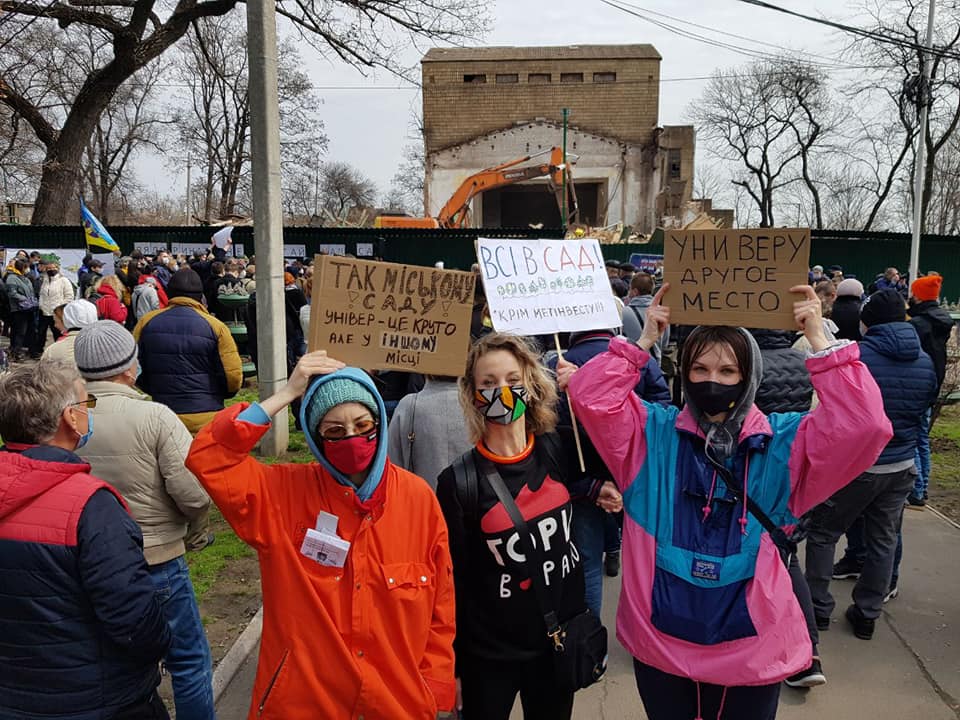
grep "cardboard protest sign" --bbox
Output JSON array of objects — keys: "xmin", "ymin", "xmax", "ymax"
[
  {"xmin": 662, "ymin": 228, "xmax": 811, "ymax": 330},
  {"xmin": 308, "ymin": 255, "xmax": 475, "ymax": 376},
  {"xmin": 477, "ymin": 238, "xmax": 622, "ymax": 335}
]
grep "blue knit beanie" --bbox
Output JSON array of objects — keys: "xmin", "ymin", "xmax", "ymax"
[{"xmin": 305, "ymin": 378, "xmax": 380, "ymax": 435}]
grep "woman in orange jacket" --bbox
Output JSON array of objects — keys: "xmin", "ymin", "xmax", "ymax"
[{"xmin": 186, "ymin": 351, "xmax": 456, "ymax": 720}]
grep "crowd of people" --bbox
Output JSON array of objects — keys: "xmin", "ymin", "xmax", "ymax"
[{"xmin": 0, "ymin": 244, "xmax": 955, "ymax": 720}]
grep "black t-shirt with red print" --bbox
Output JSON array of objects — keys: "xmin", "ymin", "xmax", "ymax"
[{"xmin": 437, "ymin": 433, "xmax": 586, "ymax": 665}]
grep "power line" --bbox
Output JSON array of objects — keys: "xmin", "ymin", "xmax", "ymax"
[
  {"xmin": 599, "ymin": 0, "xmax": 869, "ymax": 70},
  {"xmin": 737, "ymin": 0, "xmax": 960, "ymax": 63},
  {"xmin": 607, "ymin": 0, "xmax": 868, "ymax": 69}
]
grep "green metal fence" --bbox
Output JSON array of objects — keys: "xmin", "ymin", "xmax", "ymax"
[{"xmin": 2, "ymin": 225, "xmax": 957, "ymax": 301}]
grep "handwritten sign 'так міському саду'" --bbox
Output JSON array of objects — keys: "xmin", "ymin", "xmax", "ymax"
[
  {"xmin": 309, "ymin": 255, "xmax": 475, "ymax": 376},
  {"xmin": 662, "ymin": 228, "xmax": 811, "ymax": 330},
  {"xmin": 476, "ymin": 238, "xmax": 622, "ymax": 335}
]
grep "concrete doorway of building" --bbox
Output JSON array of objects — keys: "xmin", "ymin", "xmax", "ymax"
[{"xmin": 480, "ymin": 182, "xmax": 602, "ymax": 227}]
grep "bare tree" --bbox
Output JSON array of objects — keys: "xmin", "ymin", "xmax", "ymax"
[
  {"xmin": 0, "ymin": 104, "xmax": 43, "ymax": 203},
  {"xmin": 689, "ymin": 59, "xmax": 830, "ymax": 227},
  {"xmin": 174, "ymin": 14, "xmax": 328, "ymax": 221},
  {"xmin": 319, "ymin": 161, "xmax": 378, "ymax": 220},
  {"xmin": 387, "ymin": 143, "xmax": 426, "ymax": 215},
  {"xmin": 844, "ymin": 0, "xmax": 960, "ymax": 232},
  {"xmin": 0, "ymin": 1, "xmax": 488, "ymax": 224}
]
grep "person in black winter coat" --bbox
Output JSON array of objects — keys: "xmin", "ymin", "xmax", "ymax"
[
  {"xmin": 831, "ymin": 278, "xmax": 864, "ymax": 341},
  {"xmin": 907, "ymin": 274, "xmax": 955, "ymax": 505},
  {"xmin": 0, "ymin": 361, "xmax": 172, "ymax": 720}
]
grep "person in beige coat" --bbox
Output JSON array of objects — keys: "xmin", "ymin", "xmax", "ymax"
[
  {"xmin": 74, "ymin": 320, "xmax": 215, "ymax": 720},
  {"xmin": 41, "ymin": 299, "xmax": 99, "ymax": 367},
  {"xmin": 38, "ymin": 255, "xmax": 76, "ymax": 347}
]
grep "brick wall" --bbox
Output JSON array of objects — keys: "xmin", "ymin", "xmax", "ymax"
[{"xmin": 422, "ymin": 56, "xmax": 661, "ymax": 154}]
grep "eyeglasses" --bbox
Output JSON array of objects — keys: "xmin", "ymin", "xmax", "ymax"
[
  {"xmin": 319, "ymin": 418, "xmax": 377, "ymax": 441},
  {"xmin": 70, "ymin": 394, "xmax": 98, "ymax": 410}
]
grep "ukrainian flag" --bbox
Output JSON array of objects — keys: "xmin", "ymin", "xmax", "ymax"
[{"xmin": 80, "ymin": 198, "xmax": 120, "ymax": 254}]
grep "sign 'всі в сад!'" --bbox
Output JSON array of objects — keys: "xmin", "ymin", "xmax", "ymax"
[{"xmin": 662, "ymin": 228, "xmax": 811, "ymax": 330}]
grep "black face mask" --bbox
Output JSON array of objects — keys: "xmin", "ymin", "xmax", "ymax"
[
  {"xmin": 46, "ymin": 269, "xmax": 58, "ymax": 277},
  {"xmin": 687, "ymin": 381, "xmax": 745, "ymax": 417}
]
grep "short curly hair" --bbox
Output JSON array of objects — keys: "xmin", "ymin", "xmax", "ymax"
[{"xmin": 459, "ymin": 333, "xmax": 558, "ymax": 443}]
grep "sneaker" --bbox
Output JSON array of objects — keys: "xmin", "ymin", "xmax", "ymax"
[
  {"xmin": 883, "ymin": 585, "xmax": 899, "ymax": 603},
  {"xmin": 815, "ymin": 615, "xmax": 831, "ymax": 631},
  {"xmin": 832, "ymin": 556, "xmax": 862, "ymax": 580},
  {"xmin": 785, "ymin": 658, "xmax": 827, "ymax": 688},
  {"xmin": 604, "ymin": 551, "xmax": 620, "ymax": 577},
  {"xmin": 906, "ymin": 494, "xmax": 926, "ymax": 509},
  {"xmin": 845, "ymin": 604, "xmax": 875, "ymax": 640},
  {"xmin": 923, "ymin": 490, "xmax": 929, "ymax": 501}
]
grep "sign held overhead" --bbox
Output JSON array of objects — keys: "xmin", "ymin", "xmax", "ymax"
[
  {"xmin": 476, "ymin": 237, "xmax": 622, "ymax": 335},
  {"xmin": 308, "ymin": 255, "xmax": 475, "ymax": 376},
  {"xmin": 662, "ymin": 228, "xmax": 811, "ymax": 330}
]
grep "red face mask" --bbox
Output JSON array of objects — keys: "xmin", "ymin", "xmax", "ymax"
[{"xmin": 322, "ymin": 432, "xmax": 377, "ymax": 475}]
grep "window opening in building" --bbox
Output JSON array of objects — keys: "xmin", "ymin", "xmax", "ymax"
[
  {"xmin": 669, "ymin": 148, "xmax": 682, "ymax": 179},
  {"xmin": 496, "ymin": 73, "xmax": 519, "ymax": 84},
  {"xmin": 560, "ymin": 72, "xmax": 584, "ymax": 83},
  {"xmin": 528, "ymin": 73, "xmax": 551, "ymax": 84},
  {"xmin": 463, "ymin": 74, "xmax": 487, "ymax": 84},
  {"xmin": 594, "ymin": 72, "xmax": 616, "ymax": 83}
]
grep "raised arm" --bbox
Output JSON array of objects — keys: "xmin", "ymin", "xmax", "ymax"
[{"xmin": 559, "ymin": 283, "xmax": 671, "ymax": 490}]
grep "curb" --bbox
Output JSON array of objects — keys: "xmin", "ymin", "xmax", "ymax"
[
  {"xmin": 212, "ymin": 606, "xmax": 263, "ymax": 705},
  {"xmin": 926, "ymin": 502, "xmax": 960, "ymax": 530}
]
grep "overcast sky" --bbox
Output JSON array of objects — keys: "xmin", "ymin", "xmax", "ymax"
[{"xmin": 145, "ymin": 0, "xmax": 875, "ymax": 202}]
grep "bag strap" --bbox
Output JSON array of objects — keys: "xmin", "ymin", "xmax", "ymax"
[
  {"xmin": 476, "ymin": 455, "xmax": 565, "ymax": 651},
  {"xmin": 406, "ymin": 393, "xmax": 418, "ymax": 459},
  {"xmin": 452, "ymin": 453, "xmax": 480, "ymax": 526},
  {"xmin": 712, "ymin": 458, "xmax": 796, "ymax": 557}
]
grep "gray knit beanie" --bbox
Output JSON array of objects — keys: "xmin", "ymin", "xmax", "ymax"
[{"xmin": 75, "ymin": 320, "xmax": 138, "ymax": 380}]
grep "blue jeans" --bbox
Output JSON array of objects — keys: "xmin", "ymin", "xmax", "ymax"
[
  {"xmin": 149, "ymin": 555, "xmax": 215, "ymax": 720},
  {"xmin": 572, "ymin": 501, "xmax": 606, "ymax": 616},
  {"xmin": 914, "ymin": 408, "xmax": 932, "ymax": 498}
]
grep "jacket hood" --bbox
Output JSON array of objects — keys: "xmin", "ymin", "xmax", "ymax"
[
  {"xmin": 910, "ymin": 301, "xmax": 955, "ymax": 330},
  {"xmin": 748, "ymin": 328, "xmax": 796, "ymax": 351},
  {"xmin": 861, "ymin": 321, "xmax": 922, "ymax": 362},
  {"xmin": 628, "ymin": 295, "xmax": 654, "ymax": 308},
  {"xmin": 0, "ymin": 447, "xmax": 89, "ymax": 521},
  {"xmin": 681, "ymin": 326, "xmax": 764, "ymax": 461},
  {"xmin": 299, "ymin": 367, "xmax": 388, "ymax": 502},
  {"xmin": 99, "ymin": 284, "xmax": 119, "ymax": 300}
]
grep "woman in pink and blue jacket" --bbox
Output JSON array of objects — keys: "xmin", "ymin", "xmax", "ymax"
[{"xmin": 556, "ymin": 283, "xmax": 892, "ymax": 720}]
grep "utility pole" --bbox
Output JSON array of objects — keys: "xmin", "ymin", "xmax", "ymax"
[
  {"xmin": 247, "ymin": 0, "xmax": 289, "ymax": 456},
  {"xmin": 909, "ymin": 0, "xmax": 937, "ymax": 282},
  {"xmin": 185, "ymin": 157, "xmax": 192, "ymax": 225},
  {"xmin": 561, "ymin": 107, "xmax": 569, "ymax": 232}
]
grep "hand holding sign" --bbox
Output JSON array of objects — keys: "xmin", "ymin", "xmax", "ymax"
[
  {"xmin": 556, "ymin": 356, "xmax": 578, "ymax": 392},
  {"xmin": 638, "ymin": 282, "xmax": 671, "ymax": 352},
  {"xmin": 791, "ymin": 284, "xmax": 829, "ymax": 352}
]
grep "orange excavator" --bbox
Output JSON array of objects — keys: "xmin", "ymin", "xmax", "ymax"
[{"xmin": 375, "ymin": 146, "xmax": 578, "ymax": 228}]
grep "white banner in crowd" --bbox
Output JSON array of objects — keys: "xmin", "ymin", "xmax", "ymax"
[
  {"xmin": 5, "ymin": 248, "xmax": 114, "ymax": 277},
  {"xmin": 476, "ymin": 237, "xmax": 621, "ymax": 335}
]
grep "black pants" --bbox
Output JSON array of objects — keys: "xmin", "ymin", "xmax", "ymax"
[
  {"xmin": 111, "ymin": 690, "xmax": 170, "ymax": 719},
  {"xmin": 9, "ymin": 310, "xmax": 34, "ymax": 357},
  {"xmin": 634, "ymin": 660, "xmax": 780, "ymax": 720},
  {"xmin": 460, "ymin": 653, "xmax": 574, "ymax": 720},
  {"xmin": 38, "ymin": 313, "xmax": 61, "ymax": 347}
]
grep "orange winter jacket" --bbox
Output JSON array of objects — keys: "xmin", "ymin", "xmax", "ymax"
[{"xmin": 187, "ymin": 404, "xmax": 456, "ymax": 720}]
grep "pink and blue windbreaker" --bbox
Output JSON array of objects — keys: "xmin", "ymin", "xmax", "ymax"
[{"xmin": 568, "ymin": 337, "xmax": 892, "ymax": 687}]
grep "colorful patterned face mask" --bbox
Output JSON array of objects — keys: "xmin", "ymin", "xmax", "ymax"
[{"xmin": 474, "ymin": 385, "xmax": 529, "ymax": 425}]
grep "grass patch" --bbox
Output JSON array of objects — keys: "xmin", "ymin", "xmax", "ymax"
[
  {"xmin": 186, "ymin": 508, "xmax": 255, "ymax": 603},
  {"xmin": 931, "ymin": 404, "xmax": 960, "ymax": 491}
]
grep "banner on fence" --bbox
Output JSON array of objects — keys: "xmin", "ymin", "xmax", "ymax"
[
  {"xmin": 662, "ymin": 228, "xmax": 811, "ymax": 330},
  {"xmin": 308, "ymin": 255, "xmax": 475, "ymax": 375},
  {"xmin": 476, "ymin": 238, "xmax": 621, "ymax": 335}
]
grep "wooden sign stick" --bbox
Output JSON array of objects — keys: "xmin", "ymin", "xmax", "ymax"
[{"xmin": 554, "ymin": 333, "xmax": 586, "ymax": 473}]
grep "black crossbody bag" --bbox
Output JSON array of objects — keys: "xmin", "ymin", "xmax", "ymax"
[{"xmin": 476, "ymin": 455, "xmax": 608, "ymax": 692}]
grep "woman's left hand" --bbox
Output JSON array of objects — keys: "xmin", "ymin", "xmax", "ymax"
[
  {"xmin": 790, "ymin": 284, "xmax": 828, "ymax": 352},
  {"xmin": 556, "ymin": 357, "xmax": 578, "ymax": 391}
]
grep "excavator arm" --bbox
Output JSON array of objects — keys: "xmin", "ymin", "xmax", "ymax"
[{"xmin": 438, "ymin": 147, "xmax": 567, "ymax": 228}]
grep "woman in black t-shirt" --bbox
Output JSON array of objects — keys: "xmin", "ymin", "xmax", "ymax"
[{"xmin": 437, "ymin": 333, "xmax": 585, "ymax": 720}]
